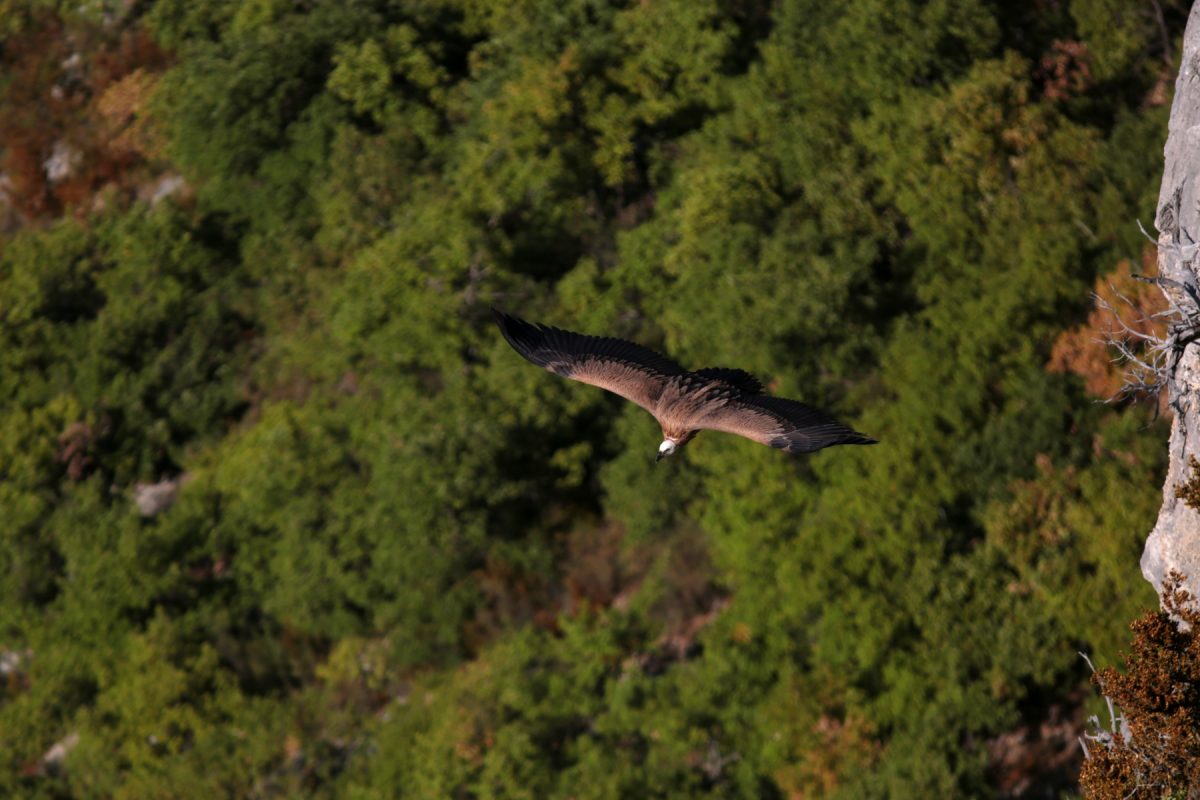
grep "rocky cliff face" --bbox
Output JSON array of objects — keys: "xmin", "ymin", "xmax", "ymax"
[{"xmin": 1143, "ymin": 2, "xmax": 1200, "ymax": 602}]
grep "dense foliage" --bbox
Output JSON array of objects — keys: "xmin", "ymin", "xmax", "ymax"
[
  {"xmin": 1080, "ymin": 574, "xmax": 1200, "ymax": 799},
  {"xmin": 0, "ymin": 1, "xmax": 1186, "ymax": 796}
]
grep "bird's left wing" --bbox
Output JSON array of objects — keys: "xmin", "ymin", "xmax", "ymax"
[
  {"xmin": 692, "ymin": 394, "xmax": 877, "ymax": 454},
  {"xmin": 494, "ymin": 309, "xmax": 685, "ymax": 413}
]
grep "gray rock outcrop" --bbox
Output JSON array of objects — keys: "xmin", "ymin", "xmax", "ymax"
[{"xmin": 1142, "ymin": 1, "xmax": 1200, "ymax": 601}]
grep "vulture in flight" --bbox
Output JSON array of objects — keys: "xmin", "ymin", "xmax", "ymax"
[{"xmin": 494, "ymin": 310, "xmax": 876, "ymax": 462}]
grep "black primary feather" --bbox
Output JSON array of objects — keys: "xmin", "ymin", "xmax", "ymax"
[
  {"xmin": 691, "ymin": 367, "xmax": 765, "ymax": 395},
  {"xmin": 493, "ymin": 309, "xmax": 684, "ymax": 378},
  {"xmin": 744, "ymin": 395, "xmax": 878, "ymax": 453}
]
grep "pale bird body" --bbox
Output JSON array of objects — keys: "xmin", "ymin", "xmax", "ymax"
[{"xmin": 494, "ymin": 310, "xmax": 877, "ymax": 462}]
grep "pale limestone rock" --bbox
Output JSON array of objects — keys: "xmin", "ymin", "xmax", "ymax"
[
  {"xmin": 1142, "ymin": 1, "xmax": 1200, "ymax": 602},
  {"xmin": 133, "ymin": 478, "xmax": 180, "ymax": 517}
]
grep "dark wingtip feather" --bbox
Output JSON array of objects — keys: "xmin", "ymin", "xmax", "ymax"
[
  {"xmin": 494, "ymin": 310, "xmax": 686, "ymax": 381},
  {"xmin": 820, "ymin": 431, "xmax": 877, "ymax": 450},
  {"xmin": 493, "ymin": 309, "xmax": 548, "ymax": 365},
  {"xmin": 787, "ymin": 432, "xmax": 877, "ymax": 453},
  {"xmin": 492, "ymin": 308, "xmax": 522, "ymax": 338}
]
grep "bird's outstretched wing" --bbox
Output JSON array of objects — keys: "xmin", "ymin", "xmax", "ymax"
[
  {"xmin": 691, "ymin": 367, "xmax": 765, "ymax": 395},
  {"xmin": 693, "ymin": 394, "xmax": 876, "ymax": 454},
  {"xmin": 494, "ymin": 309, "xmax": 684, "ymax": 412}
]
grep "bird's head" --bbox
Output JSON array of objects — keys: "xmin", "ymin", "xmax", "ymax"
[{"xmin": 655, "ymin": 439, "xmax": 677, "ymax": 463}]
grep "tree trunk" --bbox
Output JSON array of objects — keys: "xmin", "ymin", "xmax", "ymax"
[{"xmin": 1142, "ymin": 1, "xmax": 1200, "ymax": 600}]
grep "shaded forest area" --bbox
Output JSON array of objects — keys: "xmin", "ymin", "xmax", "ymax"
[{"xmin": 0, "ymin": 1, "xmax": 1189, "ymax": 796}]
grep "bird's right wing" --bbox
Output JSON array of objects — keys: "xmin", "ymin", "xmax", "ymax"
[
  {"xmin": 494, "ymin": 310, "xmax": 684, "ymax": 413},
  {"xmin": 693, "ymin": 394, "xmax": 877, "ymax": 454}
]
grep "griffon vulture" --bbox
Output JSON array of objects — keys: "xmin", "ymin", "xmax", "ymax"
[{"xmin": 494, "ymin": 310, "xmax": 876, "ymax": 462}]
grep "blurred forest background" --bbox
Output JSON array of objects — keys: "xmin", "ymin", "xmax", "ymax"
[{"xmin": 0, "ymin": 0, "xmax": 1190, "ymax": 796}]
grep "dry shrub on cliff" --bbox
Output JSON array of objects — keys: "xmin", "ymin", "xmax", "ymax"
[
  {"xmin": 1080, "ymin": 573, "xmax": 1200, "ymax": 798},
  {"xmin": 1049, "ymin": 249, "xmax": 1168, "ymax": 407}
]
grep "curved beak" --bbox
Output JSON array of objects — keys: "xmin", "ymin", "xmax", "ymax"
[{"xmin": 655, "ymin": 451, "xmax": 665, "ymax": 463}]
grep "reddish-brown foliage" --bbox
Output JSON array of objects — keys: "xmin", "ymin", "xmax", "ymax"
[
  {"xmin": 987, "ymin": 697, "xmax": 1085, "ymax": 798},
  {"xmin": 56, "ymin": 419, "xmax": 108, "ymax": 481},
  {"xmin": 0, "ymin": 12, "xmax": 170, "ymax": 223},
  {"xmin": 1079, "ymin": 574, "xmax": 1200, "ymax": 798},
  {"xmin": 1048, "ymin": 249, "xmax": 1167, "ymax": 406},
  {"xmin": 1174, "ymin": 455, "xmax": 1200, "ymax": 511},
  {"xmin": 1039, "ymin": 40, "xmax": 1093, "ymax": 102}
]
